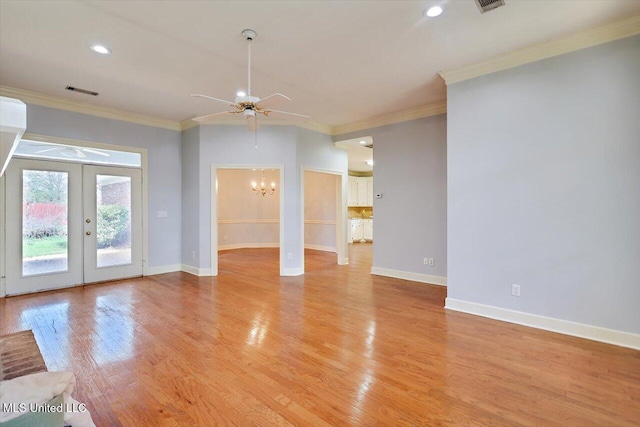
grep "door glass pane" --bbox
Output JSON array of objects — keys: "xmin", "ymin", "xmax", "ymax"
[
  {"xmin": 96, "ymin": 175, "xmax": 132, "ymax": 268},
  {"xmin": 22, "ymin": 170, "xmax": 69, "ymax": 276}
]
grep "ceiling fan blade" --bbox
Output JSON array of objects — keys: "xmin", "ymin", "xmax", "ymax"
[
  {"xmin": 191, "ymin": 94, "xmax": 239, "ymax": 108},
  {"xmin": 246, "ymin": 114, "xmax": 258, "ymax": 132},
  {"xmin": 256, "ymin": 93, "xmax": 291, "ymax": 110},
  {"xmin": 34, "ymin": 147, "xmax": 62, "ymax": 154},
  {"xmin": 192, "ymin": 110, "xmax": 238, "ymax": 122},
  {"xmin": 82, "ymin": 148, "xmax": 110, "ymax": 157},
  {"xmin": 264, "ymin": 109, "xmax": 311, "ymax": 119}
]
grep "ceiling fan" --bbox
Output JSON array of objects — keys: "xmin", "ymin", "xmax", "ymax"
[
  {"xmin": 30, "ymin": 143, "xmax": 110, "ymax": 159},
  {"xmin": 191, "ymin": 29, "xmax": 310, "ymax": 131}
]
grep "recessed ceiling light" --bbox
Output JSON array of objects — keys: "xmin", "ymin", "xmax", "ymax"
[
  {"xmin": 359, "ymin": 140, "xmax": 367, "ymax": 145},
  {"xmin": 425, "ymin": 6, "xmax": 443, "ymax": 18},
  {"xmin": 90, "ymin": 44, "xmax": 111, "ymax": 55},
  {"xmin": 237, "ymin": 91, "xmax": 247, "ymax": 97},
  {"xmin": 366, "ymin": 160, "xmax": 374, "ymax": 166}
]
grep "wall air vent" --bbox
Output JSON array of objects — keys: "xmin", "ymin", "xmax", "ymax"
[
  {"xmin": 474, "ymin": 0, "xmax": 505, "ymax": 13},
  {"xmin": 65, "ymin": 86, "xmax": 99, "ymax": 96}
]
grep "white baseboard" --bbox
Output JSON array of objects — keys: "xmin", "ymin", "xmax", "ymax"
[
  {"xmin": 445, "ymin": 298, "xmax": 640, "ymax": 350},
  {"xmin": 144, "ymin": 264, "xmax": 181, "ymax": 276},
  {"xmin": 371, "ymin": 267, "xmax": 447, "ymax": 286},
  {"xmin": 282, "ymin": 267, "xmax": 304, "ymax": 276},
  {"xmin": 218, "ymin": 243, "xmax": 278, "ymax": 251},
  {"xmin": 304, "ymin": 244, "xmax": 336, "ymax": 253},
  {"xmin": 181, "ymin": 264, "xmax": 214, "ymax": 277},
  {"xmin": 339, "ymin": 257, "xmax": 349, "ymax": 265}
]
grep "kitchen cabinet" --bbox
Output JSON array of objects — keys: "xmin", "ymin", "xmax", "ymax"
[
  {"xmin": 348, "ymin": 176, "xmax": 358, "ymax": 206},
  {"xmin": 348, "ymin": 176, "xmax": 373, "ymax": 207},
  {"xmin": 350, "ymin": 218, "xmax": 373, "ymax": 243},
  {"xmin": 351, "ymin": 219, "xmax": 363, "ymax": 242},
  {"xmin": 362, "ymin": 219, "xmax": 373, "ymax": 241}
]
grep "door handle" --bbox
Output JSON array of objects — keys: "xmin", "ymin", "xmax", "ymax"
[
  {"xmin": 86, "ymin": 219, "xmax": 91, "ymax": 223},
  {"xmin": 86, "ymin": 231, "xmax": 91, "ymax": 236}
]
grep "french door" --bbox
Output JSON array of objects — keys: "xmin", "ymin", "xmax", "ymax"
[{"xmin": 5, "ymin": 159, "xmax": 142, "ymax": 296}]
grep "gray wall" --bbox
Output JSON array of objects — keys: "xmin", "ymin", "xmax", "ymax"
[
  {"xmin": 196, "ymin": 125, "xmax": 298, "ymax": 269},
  {"xmin": 181, "ymin": 126, "xmax": 200, "ymax": 266},
  {"xmin": 447, "ymin": 35, "xmax": 640, "ymax": 333},
  {"xmin": 24, "ymin": 105, "xmax": 182, "ymax": 268},
  {"xmin": 334, "ymin": 115, "xmax": 448, "ymax": 279},
  {"xmin": 182, "ymin": 124, "xmax": 347, "ymax": 272}
]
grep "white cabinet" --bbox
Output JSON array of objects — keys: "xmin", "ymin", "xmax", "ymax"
[
  {"xmin": 356, "ymin": 179, "xmax": 368, "ymax": 206},
  {"xmin": 348, "ymin": 176, "xmax": 373, "ymax": 207},
  {"xmin": 362, "ymin": 219, "xmax": 373, "ymax": 241},
  {"xmin": 350, "ymin": 218, "xmax": 373, "ymax": 242},
  {"xmin": 350, "ymin": 219, "xmax": 363, "ymax": 242},
  {"xmin": 348, "ymin": 176, "xmax": 358, "ymax": 206}
]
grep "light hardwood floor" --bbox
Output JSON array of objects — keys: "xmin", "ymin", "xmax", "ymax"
[{"xmin": 1, "ymin": 244, "xmax": 638, "ymax": 426}]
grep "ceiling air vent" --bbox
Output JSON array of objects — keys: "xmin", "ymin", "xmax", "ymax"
[
  {"xmin": 474, "ymin": 0, "xmax": 505, "ymax": 13},
  {"xmin": 65, "ymin": 86, "xmax": 99, "ymax": 96}
]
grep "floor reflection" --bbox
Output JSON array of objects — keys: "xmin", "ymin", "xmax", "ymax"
[
  {"xmin": 20, "ymin": 301, "xmax": 70, "ymax": 369},
  {"xmin": 353, "ymin": 367, "xmax": 376, "ymax": 419},
  {"xmin": 92, "ymin": 292, "xmax": 134, "ymax": 365},
  {"xmin": 246, "ymin": 311, "xmax": 269, "ymax": 348},
  {"xmin": 365, "ymin": 320, "xmax": 376, "ymax": 358}
]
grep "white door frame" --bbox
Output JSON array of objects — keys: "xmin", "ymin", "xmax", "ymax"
[
  {"xmin": 0, "ymin": 133, "xmax": 148, "ymax": 297},
  {"xmin": 300, "ymin": 166, "xmax": 348, "ymax": 274},
  {"xmin": 210, "ymin": 164, "xmax": 285, "ymax": 276},
  {"xmin": 83, "ymin": 165, "xmax": 143, "ymax": 283},
  {"xmin": 5, "ymin": 159, "xmax": 83, "ymax": 295}
]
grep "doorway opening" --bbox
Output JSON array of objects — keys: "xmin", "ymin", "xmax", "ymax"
[
  {"xmin": 301, "ymin": 168, "xmax": 347, "ymax": 273},
  {"xmin": 211, "ymin": 166, "xmax": 284, "ymax": 276},
  {"xmin": 334, "ymin": 136, "xmax": 374, "ymax": 270}
]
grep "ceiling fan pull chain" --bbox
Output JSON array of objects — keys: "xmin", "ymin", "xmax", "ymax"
[{"xmin": 254, "ymin": 127, "xmax": 258, "ymax": 150}]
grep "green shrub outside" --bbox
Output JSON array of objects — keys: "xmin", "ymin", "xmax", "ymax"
[{"xmin": 97, "ymin": 205, "xmax": 130, "ymax": 248}]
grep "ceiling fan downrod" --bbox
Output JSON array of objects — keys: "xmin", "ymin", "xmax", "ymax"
[{"xmin": 242, "ymin": 29, "xmax": 257, "ymax": 96}]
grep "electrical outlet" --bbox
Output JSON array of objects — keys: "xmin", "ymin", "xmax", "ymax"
[
  {"xmin": 157, "ymin": 211, "xmax": 167, "ymax": 218},
  {"xmin": 287, "ymin": 252, "xmax": 292, "ymax": 260},
  {"xmin": 428, "ymin": 258, "xmax": 434, "ymax": 266},
  {"xmin": 191, "ymin": 251, "xmax": 196, "ymax": 259},
  {"xmin": 423, "ymin": 258, "xmax": 429, "ymax": 265},
  {"xmin": 511, "ymin": 284, "xmax": 521, "ymax": 297}
]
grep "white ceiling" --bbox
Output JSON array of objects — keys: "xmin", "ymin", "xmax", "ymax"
[
  {"xmin": 1, "ymin": 1, "xmax": 638, "ymax": 128},
  {"xmin": 335, "ymin": 137, "xmax": 374, "ymax": 173}
]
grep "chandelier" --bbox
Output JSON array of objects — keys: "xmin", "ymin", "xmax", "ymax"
[{"xmin": 251, "ymin": 170, "xmax": 276, "ymax": 196}]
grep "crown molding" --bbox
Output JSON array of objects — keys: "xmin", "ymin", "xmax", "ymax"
[
  {"xmin": 439, "ymin": 14, "xmax": 640, "ymax": 85},
  {"xmin": 3, "ymin": 84, "xmax": 443, "ymax": 137},
  {"xmin": 331, "ymin": 101, "xmax": 447, "ymax": 136},
  {"xmin": 180, "ymin": 118, "xmax": 200, "ymax": 131},
  {"xmin": 0, "ymin": 86, "xmax": 182, "ymax": 131}
]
